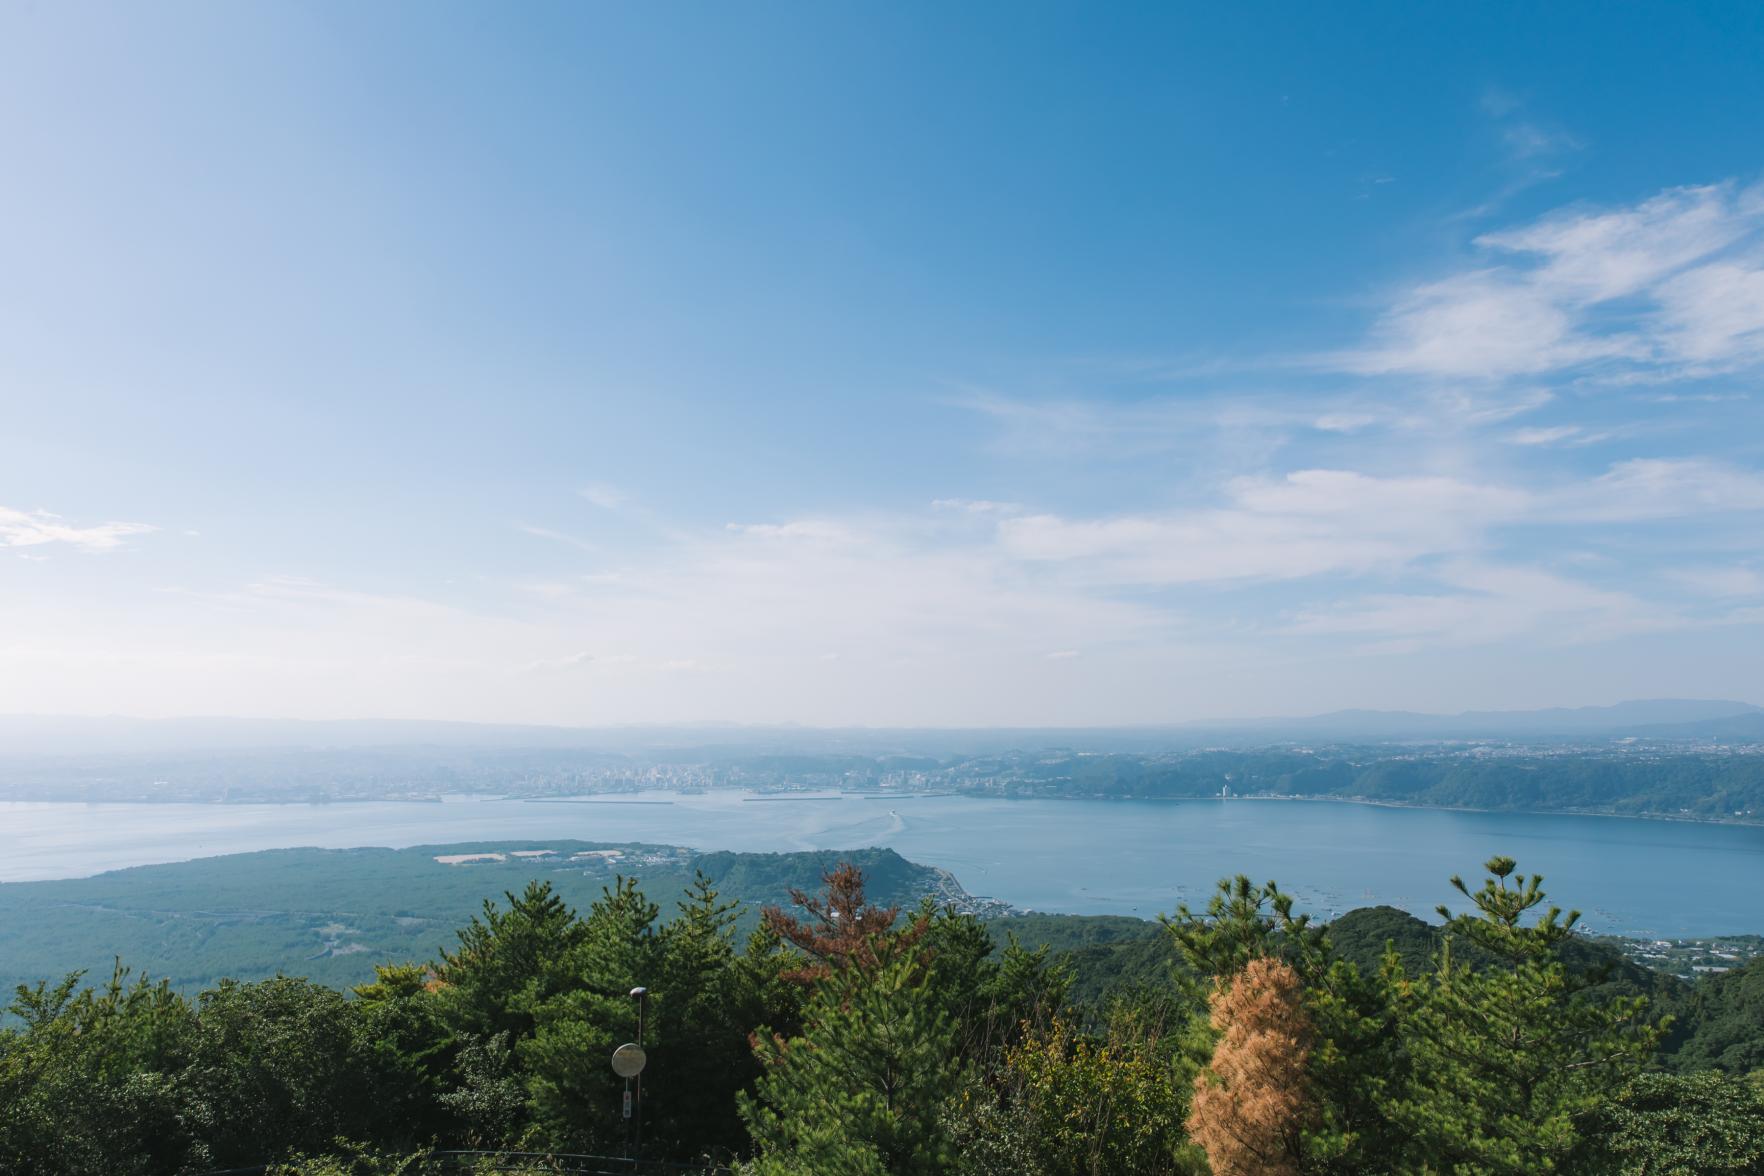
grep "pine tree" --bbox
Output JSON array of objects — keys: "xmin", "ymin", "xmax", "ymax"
[
  {"xmin": 1187, "ymin": 956, "xmax": 1313, "ymax": 1176},
  {"xmin": 761, "ymin": 861, "xmax": 927, "ymax": 983},
  {"xmin": 648, "ymin": 872, "xmax": 768, "ymax": 1159},
  {"xmin": 1162, "ymin": 876, "xmax": 1402, "ymax": 1172},
  {"xmin": 434, "ymin": 880, "xmax": 586, "ymax": 1042},
  {"xmin": 0, "ymin": 964, "xmax": 196, "ymax": 1176},
  {"xmin": 974, "ymin": 933, "xmax": 1072, "ymax": 1054},
  {"xmin": 739, "ymin": 943, "xmax": 959, "ymax": 1176},
  {"xmin": 519, "ymin": 875, "xmax": 661, "ymax": 1151},
  {"xmin": 1163, "ymin": 875, "xmax": 1325, "ymax": 984},
  {"xmin": 1380, "ymin": 856, "xmax": 1664, "ymax": 1173}
]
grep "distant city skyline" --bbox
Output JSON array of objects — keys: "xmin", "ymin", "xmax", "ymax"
[{"xmin": 4, "ymin": 3, "xmax": 1764, "ymax": 725}]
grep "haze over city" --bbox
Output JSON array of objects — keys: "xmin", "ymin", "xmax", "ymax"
[{"xmin": 6, "ymin": 4, "xmax": 1764, "ymax": 726}]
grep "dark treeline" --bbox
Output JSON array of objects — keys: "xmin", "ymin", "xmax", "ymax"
[{"xmin": 4, "ymin": 858, "xmax": 1764, "ymax": 1174}]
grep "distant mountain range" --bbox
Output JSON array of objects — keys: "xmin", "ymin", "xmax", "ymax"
[{"xmin": 0, "ymin": 697, "xmax": 1759, "ymax": 759}]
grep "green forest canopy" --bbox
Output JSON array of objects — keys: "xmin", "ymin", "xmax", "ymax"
[{"xmin": 4, "ymin": 853, "xmax": 1764, "ymax": 1174}]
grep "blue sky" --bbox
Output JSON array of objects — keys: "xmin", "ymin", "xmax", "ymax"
[{"xmin": 4, "ymin": 2, "xmax": 1764, "ymax": 725}]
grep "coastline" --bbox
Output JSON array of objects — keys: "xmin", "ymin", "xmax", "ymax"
[
  {"xmin": 1221, "ymin": 792, "xmax": 1764, "ymax": 829},
  {"xmin": 0, "ymin": 788, "xmax": 1760, "ymax": 828},
  {"xmin": 969, "ymin": 789, "xmax": 1764, "ymax": 829}
]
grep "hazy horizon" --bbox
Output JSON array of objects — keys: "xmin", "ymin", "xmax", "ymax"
[
  {"xmin": 1, "ymin": 695, "xmax": 1758, "ymax": 736},
  {"xmin": 2, "ymin": 696, "xmax": 1759, "ymax": 723},
  {"xmin": 7, "ymin": 5, "xmax": 1764, "ymax": 726}
]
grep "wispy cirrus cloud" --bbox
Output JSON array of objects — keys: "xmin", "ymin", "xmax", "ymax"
[
  {"xmin": 995, "ymin": 469, "xmax": 1528, "ymax": 586},
  {"xmin": 1335, "ymin": 182, "xmax": 1764, "ymax": 381},
  {"xmin": 0, "ymin": 506, "xmax": 155, "ymax": 552},
  {"xmin": 517, "ymin": 523, "xmax": 601, "ymax": 554},
  {"xmin": 25, "ymin": 444, "xmax": 1764, "ymax": 723},
  {"xmin": 1508, "ymin": 425, "xmax": 1586, "ymax": 446},
  {"xmin": 954, "ymin": 383, "xmax": 1557, "ymax": 473},
  {"xmin": 1282, "ymin": 563, "xmax": 1677, "ymax": 652},
  {"xmin": 987, "ymin": 458, "xmax": 1764, "ymax": 590},
  {"xmin": 1566, "ymin": 458, "xmax": 1764, "ymax": 522},
  {"xmin": 578, "ymin": 483, "xmax": 627, "ymax": 510},
  {"xmin": 1444, "ymin": 88, "xmax": 1584, "ymax": 221},
  {"xmin": 1654, "ymin": 257, "xmax": 1764, "ymax": 366},
  {"xmin": 1501, "ymin": 121, "xmax": 1582, "ymax": 161},
  {"xmin": 931, "ymin": 498, "xmax": 1022, "ymax": 514},
  {"xmin": 531, "ymin": 451, "xmax": 1764, "ymax": 678},
  {"xmin": 1667, "ymin": 566, "xmax": 1764, "ymax": 599}
]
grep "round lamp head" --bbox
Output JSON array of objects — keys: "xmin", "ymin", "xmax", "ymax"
[{"xmin": 611, "ymin": 1042, "xmax": 647, "ymax": 1078}]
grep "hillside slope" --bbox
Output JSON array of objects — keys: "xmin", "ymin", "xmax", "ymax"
[{"xmin": 0, "ymin": 842, "xmax": 968, "ymax": 994}]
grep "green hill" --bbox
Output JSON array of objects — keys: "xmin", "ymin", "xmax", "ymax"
[
  {"xmin": 1670, "ymin": 956, "xmax": 1764, "ymax": 1073},
  {"xmin": 0, "ymin": 842, "xmax": 954, "ymax": 995}
]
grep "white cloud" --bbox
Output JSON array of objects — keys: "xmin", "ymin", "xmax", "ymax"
[
  {"xmin": 1342, "ymin": 271, "xmax": 1606, "ymax": 378},
  {"xmin": 1226, "ymin": 468, "xmax": 1525, "ymax": 518},
  {"xmin": 1335, "ymin": 181, "xmax": 1764, "ymax": 381},
  {"xmin": 517, "ymin": 523, "xmax": 600, "ymax": 553},
  {"xmin": 997, "ymin": 470, "xmax": 1530, "ymax": 585},
  {"xmin": 14, "ymin": 452, "xmax": 1764, "ymax": 724},
  {"xmin": 724, "ymin": 519, "xmax": 856, "ymax": 543},
  {"xmin": 1502, "ymin": 122, "xmax": 1580, "ymax": 160},
  {"xmin": 1508, "ymin": 425, "xmax": 1583, "ymax": 446},
  {"xmin": 1668, "ymin": 567, "xmax": 1764, "ymax": 598},
  {"xmin": 0, "ymin": 506, "xmax": 155, "ymax": 551},
  {"xmin": 1285, "ymin": 563, "xmax": 1676, "ymax": 649},
  {"xmin": 1654, "ymin": 255, "xmax": 1764, "ymax": 365},
  {"xmin": 931, "ymin": 498, "xmax": 1022, "ymax": 514},
  {"xmin": 959, "ymin": 385, "xmax": 1558, "ymax": 474},
  {"xmin": 1424, "ymin": 386, "xmax": 1555, "ymax": 427},
  {"xmin": 1562, "ymin": 458, "xmax": 1764, "ymax": 521},
  {"xmin": 970, "ymin": 458, "xmax": 1764, "ymax": 594},
  {"xmin": 942, "ymin": 455, "xmax": 1764, "ymax": 620},
  {"xmin": 958, "ymin": 392, "xmax": 1205, "ymax": 458},
  {"xmin": 578, "ymin": 483, "xmax": 627, "ymax": 510},
  {"xmin": 500, "ymin": 456, "xmax": 1764, "ymax": 695},
  {"xmin": 1476, "ymin": 87, "xmax": 1581, "ymax": 163},
  {"xmin": 1312, "ymin": 413, "xmax": 1378, "ymax": 433},
  {"xmin": 1478, "ymin": 184, "xmax": 1751, "ymax": 301}
]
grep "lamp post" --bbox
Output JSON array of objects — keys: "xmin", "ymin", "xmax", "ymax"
[
  {"xmin": 630, "ymin": 986, "xmax": 648, "ymax": 1160},
  {"xmin": 612, "ymin": 988, "xmax": 651, "ymax": 1162}
]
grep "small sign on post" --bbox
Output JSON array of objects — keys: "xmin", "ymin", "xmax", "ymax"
[{"xmin": 623, "ymin": 1087, "xmax": 633, "ymax": 1119}]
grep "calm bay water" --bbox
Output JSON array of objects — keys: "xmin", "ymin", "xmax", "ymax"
[{"xmin": 2, "ymin": 793, "xmax": 1760, "ymax": 936}]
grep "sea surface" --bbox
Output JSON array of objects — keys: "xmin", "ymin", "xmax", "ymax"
[{"xmin": 2, "ymin": 792, "xmax": 1760, "ymax": 936}]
